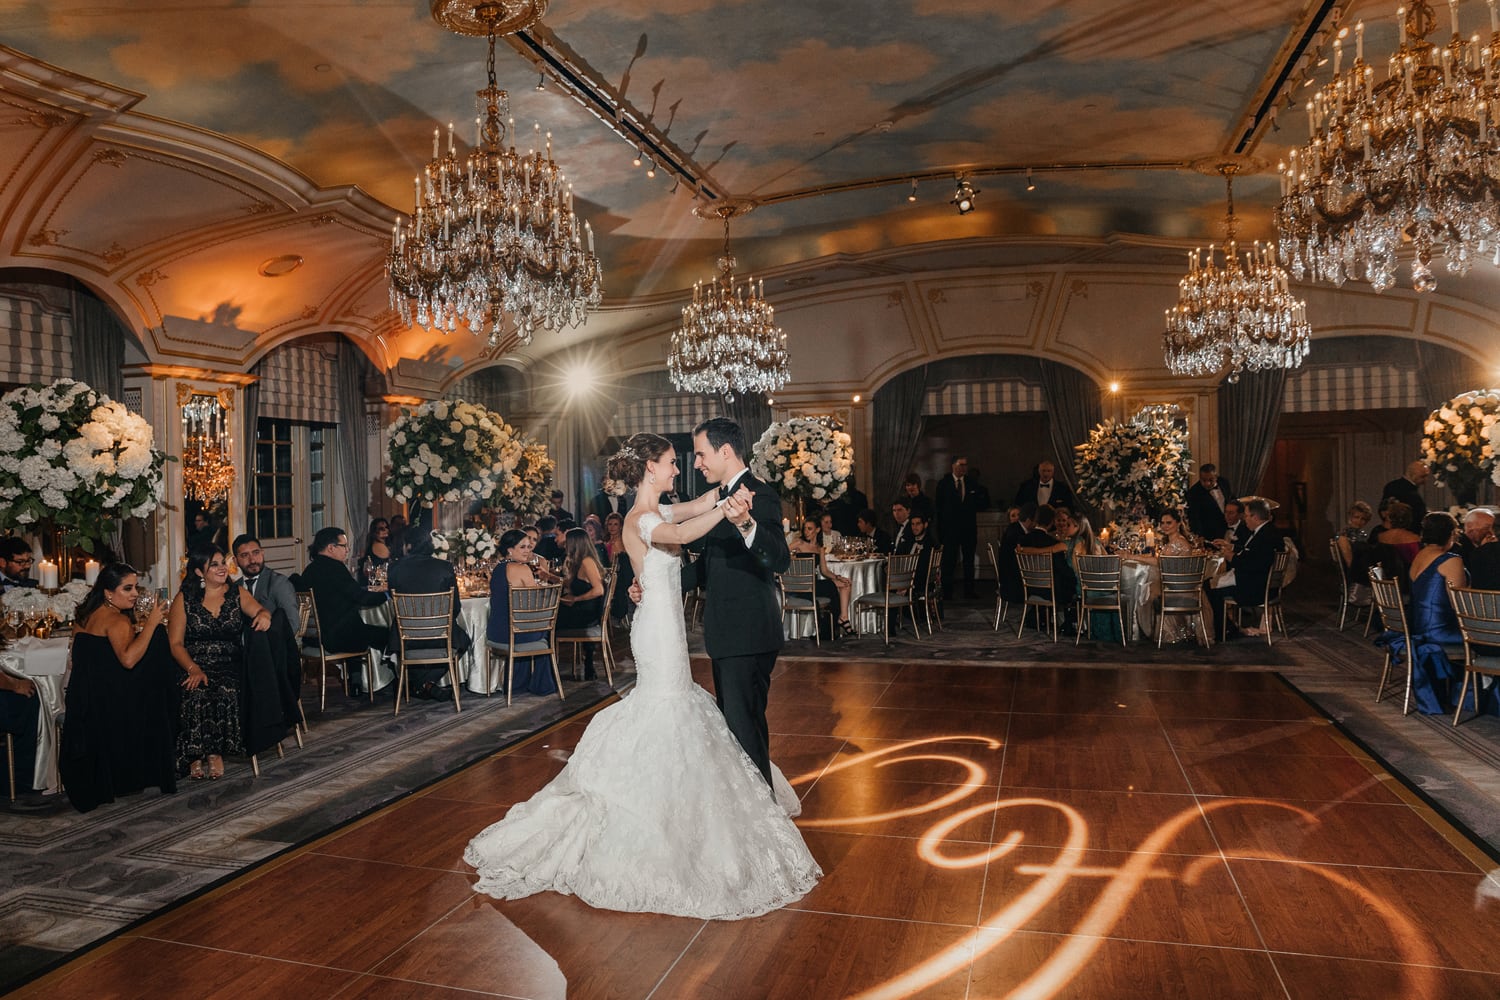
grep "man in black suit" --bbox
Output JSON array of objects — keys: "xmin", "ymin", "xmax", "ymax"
[
  {"xmin": 1016, "ymin": 505, "xmax": 1078, "ymax": 628},
  {"xmin": 1207, "ymin": 498, "xmax": 1283, "ymax": 638},
  {"xmin": 1381, "ymin": 461, "xmax": 1430, "ymax": 526},
  {"xmin": 684, "ymin": 417, "xmax": 792, "ymax": 787},
  {"xmin": 591, "ymin": 484, "xmax": 635, "ymax": 519},
  {"xmin": 997, "ymin": 502, "xmax": 1035, "ymax": 606},
  {"xmin": 1458, "ymin": 508, "xmax": 1500, "ymax": 588},
  {"xmin": 907, "ymin": 513, "xmax": 939, "ymax": 594},
  {"xmin": 855, "ymin": 509, "xmax": 892, "ymax": 554},
  {"xmin": 828, "ymin": 476, "xmax": 870, "ymax": 536},
  {"xmin": 0, "ymin": 537, "xmax": 38, "ymax": 593},
  {"xmin": 299, "ymin": 526, "xmax": 390, "ymax": 694},
  {"xmin": 533, "ymin": 516, "xmax": 566, "ymax": 562},
  {"xmin": 233, "ymin": 533, "xmax": 301, "ymax": 692},
  {"xmin": 890, "ymin": 498, "xmax": 914, "ymax": 554},
  {"xmin": 936, "ymin": 456, "xmax": 981, "ymax": 599},
  {"xmin": 1185, "ymin": 463, "xmax": 1233, "ymax": 542},
  {"xmin": 1223, "ymin": 499, "xmax": 1251, "ymax": 551},
  {"xmin": 1013, "ymin": 460, "xmax": 1076, "ymax": 513},
  {"xmin": 387, "ymin": 532, "xmax": 472, "ymax": 699},
  {"xmin": 548, "ymin": 489, "xmax": 574, "ymax": 524}
]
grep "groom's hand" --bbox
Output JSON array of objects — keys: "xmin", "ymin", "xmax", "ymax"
[{"xmin": 628, "ymin": 580, "xmax": 643, "ymax": 604}]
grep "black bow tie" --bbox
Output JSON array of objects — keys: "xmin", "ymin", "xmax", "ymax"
[
  {"xmin": 717, "ymin": 485, "xmax": 729, "ymax": 500},
  {"xmin": 1039, "ymin": 481, "xmax": 1051, "ymax": 487}
]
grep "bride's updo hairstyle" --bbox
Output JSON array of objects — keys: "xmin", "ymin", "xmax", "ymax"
[{"xmin": 604, "ymin": 433, "xmax": 672, "ymax": 492}]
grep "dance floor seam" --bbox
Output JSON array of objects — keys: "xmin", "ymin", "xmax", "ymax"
[{"xmin": 18, "ymin": 656, "xmax": 1500, "ymax": 1000}]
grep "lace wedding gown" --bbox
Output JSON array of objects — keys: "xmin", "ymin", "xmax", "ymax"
[{"xmin": 463, "ymin": 512, "xmax": 821, "ymax": 919}]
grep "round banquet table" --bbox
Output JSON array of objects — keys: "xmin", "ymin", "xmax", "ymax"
[
  {"xmin": 0, "ymin": 635, "xmax": 70, "ymax": 793},
  {"xmin": 782, "ymin": 557, "xmax": 884, "ymax": 639},
  {"xmin": 1117, "ymin": 555, "xmax": 1224, "ymax": 643},
  {"xmin": 360, "ymin": 595, "xmax": 491, "ymax": 694}
]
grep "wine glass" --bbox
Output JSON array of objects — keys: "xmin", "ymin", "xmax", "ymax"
[{"xmin": 133, "ymin": 589, "xmax": 155, "ymax": 629}]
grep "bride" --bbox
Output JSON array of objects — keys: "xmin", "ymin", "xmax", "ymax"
[{"xmin": 463, "ymin": 433, "xmax": 821, "ymax": 919}]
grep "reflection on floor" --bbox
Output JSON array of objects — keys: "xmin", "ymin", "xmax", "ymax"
[{"xmin": 16, "ymin": 659, "xmax": 1500, "ymax": 1000}]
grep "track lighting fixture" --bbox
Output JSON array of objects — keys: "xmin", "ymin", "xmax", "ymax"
[
  {"xmin": 645, "ymin": 157, "xmax": 657, "ymax": 178},
  {"xmin": 1025, "ymin": 168, "xmax": 1036, "ymax": 192},
  {"xmin": 907, "ymin": 178, "xmax": 918, "ymax": 203},
  {"xmin": 632, "ymin": 149, "xmax": 642, "ymax": 167},
  {"xmin": 951, "ymin": 175, "xmax": 977, "ymax": 215}
]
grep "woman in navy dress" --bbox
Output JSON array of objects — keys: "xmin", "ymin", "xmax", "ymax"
[
  {"xmin": 487, "ymin": 528, "xmax": 559, "ymax": 696},
  {"xmin": 1395, "ymin": 512, "xmax": 1469, "ymax": 714}
]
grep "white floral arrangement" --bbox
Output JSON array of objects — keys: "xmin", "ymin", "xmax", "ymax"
[
  {"xmin": 0, "ymin": 378, "xmax": 168, "ymax": 549},
  {"xmin": 385, "ymin": 398, "xmax": 523, "ymax": 505},
  {"xmin": 1417, "ymin": 390, "xmax": 1500, "ymax": 498},
  {"xmin": 749, "ymin": 418, "xmax": 854, "ymax": 504},
  {"xmin": 496, "ymin": 434, "xmax": 555, "ymax": 519},
  {"xmin": 1, "ymin": 580, "xmax": 87, "ymax": 621},
  {"xmin": 433, "ymin": 526, "xmax": 497, "ymax": 567},
  {"xmin": 1073, "ymin": 407, "xmax": 1192, "ymax": 514}
]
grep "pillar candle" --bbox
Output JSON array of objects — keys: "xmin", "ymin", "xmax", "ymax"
[
  {"xmin": 38, "ymin": 560, "xmax": 58, "ymax": 590},
  {"xmin": 85, "ymin": 559, "xmax": 100, "ymax": 585}
]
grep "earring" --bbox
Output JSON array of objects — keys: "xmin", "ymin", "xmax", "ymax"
[{"xmin": 648, "ymin": 472, "xmax": 657, "ymax": 486}]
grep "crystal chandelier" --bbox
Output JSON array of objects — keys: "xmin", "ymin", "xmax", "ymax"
[
  {"xmin": 181, "ymin": 394, "xmax": 235, "ymax": 503},
  {"xmin": 668, "ymin": 203, "xmax": 789, "ymax": 402},
  {"xmin": 1164, "ymin": 164, "xmax": 1311, "ymax": 382},
  {"xmin": 387, "ymin": 1, "xmax": 602, "ymax": 347},
  {"xmin": 1277, "ymin": 1, "xmax": 1500, "ymax": 293}
]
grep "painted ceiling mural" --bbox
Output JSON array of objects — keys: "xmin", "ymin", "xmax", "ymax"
[{"xmin": 0, "ymin": 0, "xmax": 1439, "ymax": 377}]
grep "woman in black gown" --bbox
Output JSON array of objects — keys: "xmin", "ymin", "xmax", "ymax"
[
  {"xmin": 167, "ymin": 545, "xmax": 273, "ymax": 779},
  {"xmin": 60, "ymin": 563, "xmax": 177, "ymax": 812},
  {"xmin": 556, "ymin": 528, "xmax": 606, "ymax": 679}
]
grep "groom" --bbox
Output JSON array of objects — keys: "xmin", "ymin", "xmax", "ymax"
[{"xmin": 684, "ymin": 416, "xmax": 790, "ymax": 786}]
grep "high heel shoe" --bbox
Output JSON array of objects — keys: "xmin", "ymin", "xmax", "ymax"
[
  {"xmin": 189, "ymin": 760, "xmax": 205, "ymax": 781},
  {"xmin": 837, "ymin": 618, "xmax": 855, "ymax": 638},
  {"xmin": 207, "ymin": 755, "xmax": 224, "ymax": 780}
]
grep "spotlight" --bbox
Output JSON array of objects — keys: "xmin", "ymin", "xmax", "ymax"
[
  {"xmin": 632, "ymin": 149, "xmax": 642, "ymax": 167},
  {"xmin": 1109, "ymin": 380, "xmax": 1121, "ymax": 393},
  {"xmin": 535, "ymin": 72, "xmax": 546, "ymax": 92},
  {"xmin": 1026, "ymin": 168, "xmax": 1036, "ymax": 192},
  {"xmin": 951, "ymin": 176, "xmax": 978, "ymax": 215},
  {"xmin": 645, "ymin": 157, "xmax": 657, "ymax": 178},
  {"xmin": 907, "ymin": 178, "xmax": 918, "ymax": 203}
]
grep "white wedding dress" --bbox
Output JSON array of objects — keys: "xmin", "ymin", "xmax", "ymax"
[{"xmin": 463, "ymin": 512, "xmax": 821, "ymax": 919}]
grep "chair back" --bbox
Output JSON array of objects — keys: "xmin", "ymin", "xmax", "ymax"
[
  {"xmin": 295, "ymin": 591, "xmax": 314, "ymax": 643},
  {"xmin": 509, "ymin": 584, "xmax": 562, "ymax": 635},
  {"xmin": 1368, "ymin": 573, "xmax": 1408, "ymax": 636},
  {"xmin": 922, "ymin": 545, "xmax": 942, "ymax": 595},
  {"xmin": 1328, "ymin": 538, "xmax": 1350, "ymax": 595},
  {"xmin": 1449, "ymin": 585, "xmax": 1500, "ymax": 654},
  {"xmin": 1076, "ymin": 554, "xmax": 1121, "ymax": 595},
  {"xmin": 1158, "ymin": 554, "xmax": 1206, "ymax": 611},
  {"xmin": 1265, "ymin": 551, "xmax": 1292, "ymax": 600},
  {"xmin": 392, "ymin": 591, "xmax": 454, "ymax": 644},
  {"xmin": 600, "ymin": 566, "xmax": 618, "ymax": 615},
  {"xmin": 987, "ymin": 541, "xmax": 1002, "ymax": 580},
  {"xmin": 1016, "ymin": 552, "xmax": 1054, "ymax": 592},
  {"xmin": 885, "ymin": 553, "xmax": 919, "ymax": 594},
  {"xmin": 782, "ymin": 554, "xmax": 820, "ymax": 599}
]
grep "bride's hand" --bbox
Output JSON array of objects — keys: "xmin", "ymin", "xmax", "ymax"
[{"xmin": 628, "ymin": 580, "xmax": 643, "ymax": 604}]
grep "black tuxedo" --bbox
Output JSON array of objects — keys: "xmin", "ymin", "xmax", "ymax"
[
  {"xmin": 1463, "ymin": 540, "xmax": 1500, "ymax": 590},
  {"xmin": 909, "ymin": 534, "xmax": 938, "ymax": 592},
  {"xmin": 900, "ymin": 490, "xmax": 935, "ymax": 523},
  {"xmin": 997, "ymin": 521, "xmax": 1026, "ymax": 602},
  {"xmin": 1185, "ymin": 478, "xmax": 1234, "ymax": 541},
  {"xmin": 1227, "ymin": 521, "xmax": 1252, "ymax": 552},
  {"xmin": 891, "ymin": 521, "xmax": 914, "ymax": 555},
  {"xmin": 388, "ymin": 555, "xmax": 472, "ymax": 688},
  {"xmin": 682, "ymin": 469, "xmax": 790, "ymax": 785},
  {"xmin": 1020, "ymin": 527, "xmax": 1078, "ymax": 609},
  {"xmin": 1013, "ymin": 476, "xmax": 1076, "ymax": 512},
  {"xmin": 1380, "ymin": 476, "xmax": 1427, "ymax": 525},
  {"xmin": 299, "ymin": 554, "xmax": 390, "ymax": 655},
  {"xmin": 591, "ymin": 489, "xmax": 635, "ymax": 519},
  {"xmin": 936, "ymin": 474, "xmax": 981, "ymax": 597},
  {"xmin": 0, "ymin": 572, "xmax": 37, "ymax": 593},
  {"xmin": 1208, "ymin": 522, "xmax": 1284, "ymax": 634},
  {"xmin": 535, "ymin": 535, "xmax": 565, "ymax": 563}
]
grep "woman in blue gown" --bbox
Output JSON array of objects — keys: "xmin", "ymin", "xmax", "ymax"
[
  {"xmin": 486, "ymin": 528, "xmax": 560, "ymax": 696},
  {"xmin": 1393, "ymin": 512, "xmax": 1469, "ymax": 714}
]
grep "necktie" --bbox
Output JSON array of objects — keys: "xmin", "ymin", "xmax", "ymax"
[
  {"xmin": 717, "ymin": 485, "xmax": 729, "ymax": 501},
  {"xmin": 957, "ymin": 477, "xmax": 964, "ymax": 502}
]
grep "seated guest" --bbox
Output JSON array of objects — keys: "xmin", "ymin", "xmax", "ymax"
[
  {"xmin": 583, "ymin": 514, "xmax": 609, "ymax": 564},
  {"xmin": 855, "ymin": 509, "xmax": 892, "ymax": 554},
  {"xmin": 997, "ymin": 502, "xmax": 1036, "ymax": 605},
  {"xmin": 300, "ymin": 526, "xmax": 391, "ymax": 695},
  {"xmin": 1459, "ymin": 508, "xmax": 1500, "ymax": 589},
  {"xmin": 386, "ymin": 514, "xmax": 409, "ymax": 561},
  {"xmin": 487, "ymin": 528, "xmax": 558, "ymax": 696},
  {"xmin": 356, "ymin": 518, "xmax": 393, "ymax": 582},
  {"xmin": 1017, "ymin": 504, "xmax": 1079, "ymax": 628},
  {"xmin": 890, "ymin": 499, "xmax": 913, "ymax": 554},
  {"xmin": 548, "ymin": 489, "xmax": 575, "ymax": 524},
  {"xmin": 168, "ymin": 545, "xmax": 273, "ymax": 780},
  {"xmin": 387, "ymin": 531, "xmax": 472, "ymax": 699},
  {"xmin": 819, "ymin": 511, "xmax": 844, "ymax": 554},
  {"xmin": 1223, "ymin": 499, "xmax": 1251, "ymax": 551},
  {"xmin": 0, "ymin": 537, "xmax": 37, "ymax": 592},
  {"xmin": 1381, "ymin": 513, "xmax": 1473, "ymax": 714},
  {"xmin": 0, "ymin": 668, "xmax": 41, "ymax": 803},
  {"xmin": 1334, "ymin": 501, "xmax": 1377, "ymax": 590},
  {"xmin": 557, "ymin": 528, "xmax": 608, "ymax": 677},
  {"xmin": 602, "ymin": 513, "xmax": 634, "ymax": 627},
  {"xmin": 533, "ymin": 516, "xmax": 565, "ymax": 563},
  {"xmin": 789, "ymin": 517, "xmax": 853, "ymax": 637},
  {"xmin": 1208, "ymin": 498, "xmax": 1282, "ymax": 638},
  {"xmin": 61, "ymin": 563, "xmax": 176, "ymax": 811},
  {"xmin": 907, "ymin": 513, "xmax": 940, "ymax": 598},
  {"xmin": 900, "ymin": 473, "xmax": 935, "ymax": 522},
  {"xmin": 1375, "ymin": 500, "xmax": 1422, "ymax": 582}
]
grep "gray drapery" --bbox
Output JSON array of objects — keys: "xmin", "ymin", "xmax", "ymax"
[
  {"xmin": 872, "ymin": 364, "xmax": 930, "ymax": 510},
  {"xmin": 335, "ymin": 338, "xmax": 373, "ymax": 554},
  {"xmin": 1416, "ymin": 340, "xmax": 1480, "ymax": 410},
  {"xmin": 1038, "ymin": 359, "xmax": 1103, "ymax": 495},
  {"xmin": 1217, "ymin": 370, "xmax": 1287, "ymax": 500},
  {"xmin": 723, "ymin": 393, "xmax": 772, "ymax": 456},
  {"xmin": 69, "ymin": 287, "xmax": 125, "ymax": 400},
  {"xmin": 241, "ymin": 360, "xmax": 260, "ymax": 526}
]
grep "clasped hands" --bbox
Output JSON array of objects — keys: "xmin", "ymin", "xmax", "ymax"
[{"xmin": 721, "ymin": 486, "xmax": 755, "ymax": 528}]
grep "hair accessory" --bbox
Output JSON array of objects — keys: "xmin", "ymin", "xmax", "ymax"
[{"xmin": 617, "ymin": 445, "xmax": 640, "ymax": 462}]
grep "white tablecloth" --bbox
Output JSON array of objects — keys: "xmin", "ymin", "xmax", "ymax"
[
  {"xmin": 361, "ymin": 595, "xmax": 492, "ymax": 694},
  {"xmin": 0, "ymin": 635, "xmax": 69, "ymax": 793},
  {"xmin": 1118, "ymin": 556, "xmax": 1223, "ymax": 643},
  {"xmin": 781, "ymin": 558, "xmax": 884, "ymax": 639}
]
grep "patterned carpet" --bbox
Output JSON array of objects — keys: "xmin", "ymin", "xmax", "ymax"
[{"xmin": 5, "ymin": 562, "xmax": 1500, "ymax": 993}]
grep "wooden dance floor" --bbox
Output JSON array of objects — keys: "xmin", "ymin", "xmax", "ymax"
[{"xmin": 17, "ymin": 658, "xmax": 1500, "ymax": 999}]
